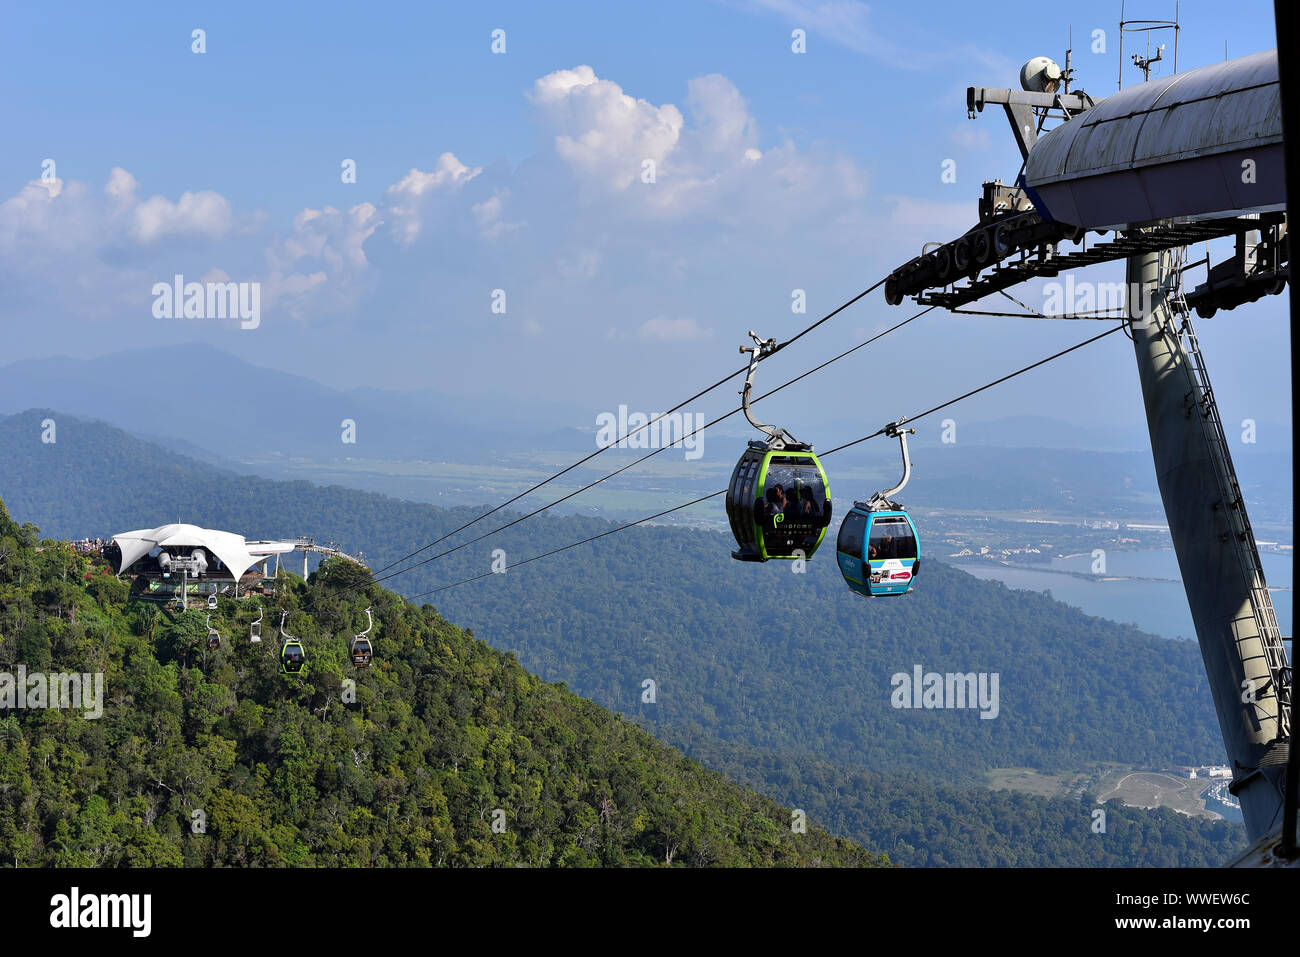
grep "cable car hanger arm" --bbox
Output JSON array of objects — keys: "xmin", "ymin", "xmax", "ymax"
[
  {"xmin": 740, "ymin": 331, "xmax": 803, "ymax": 449},
  {"xmin": 867, "ymin": 418, "xmax": 915, "ymax": 508}
]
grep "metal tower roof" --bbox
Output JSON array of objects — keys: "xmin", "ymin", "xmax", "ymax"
[{"xmin": 1024, "ymin": 50, "xmax": 1284, "ymax": 229}]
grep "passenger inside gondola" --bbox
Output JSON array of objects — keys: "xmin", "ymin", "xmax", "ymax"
[
  {"xmin": 764, "ymin": 485, "xmax": 787, "ymax": 518},
  {"xmin": 870, "ymin": 524, "xmax": 892, "ymax": 559},
  {"xmin": 868, "ymin": 518, "xmax": 917, "ymax": 561}
]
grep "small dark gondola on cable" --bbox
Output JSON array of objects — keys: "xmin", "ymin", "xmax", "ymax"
[
  {"xmin": 836, "ymin": 419, "xmax": 920, "ymax": 596},
  {"xmin": 205, "ymin": 612, "xmax": 222, "ymax": 651},
  {"xmin": 279, "ymin": 610, "xmax": 306, "ymax": 675},
  {"xmin": 725, "ymin": 331, "xmax": 832, "ymax": 562},
  {"xmin": 350, "ymin": 607, "xmax": 374, "ymax": 668}
]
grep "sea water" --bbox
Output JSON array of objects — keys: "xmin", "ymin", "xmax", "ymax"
[{"xmin": 956, "ymin": 549, "xmax": 1292, "ymax": 642}]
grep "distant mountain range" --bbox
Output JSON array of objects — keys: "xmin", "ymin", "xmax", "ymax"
[
  {"xmin": 0, "ymin": 344, "xmax": 591, "ymax": 464},
  {"xmin": 9, "ymin": 344, "xmax": 1288, "ymax": 459},
  {"xmin": 5, "ymin": 346, "xmax": 1288, "ymax": 533}
]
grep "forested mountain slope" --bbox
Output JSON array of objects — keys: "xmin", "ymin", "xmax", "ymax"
[
  {"xmin": 0, "ymin": 499, "xmax": 878, "ymax": 867},
  {"xmin": 664, "ymin": 735, "xmax": 1245, "ymax": 867}
]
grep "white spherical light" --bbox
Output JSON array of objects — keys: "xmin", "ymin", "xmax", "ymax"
[{"xmin": 1020, "ymin": 56, "xmax": 1063, "ymax": 93}]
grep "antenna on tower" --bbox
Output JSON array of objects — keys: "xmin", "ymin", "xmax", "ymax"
[
  {"xmin": 1118, "ymin": 0, "xmax": 1181, "ymax": 89},
  {"xmin": 1063, "ymin": 26, "xmax": 1075, "ymax": 94}
]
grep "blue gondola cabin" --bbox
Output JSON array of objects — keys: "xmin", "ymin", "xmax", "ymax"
[{"xmin": 836, "ymin": 505, "xmax": 919, "ymax": 597}]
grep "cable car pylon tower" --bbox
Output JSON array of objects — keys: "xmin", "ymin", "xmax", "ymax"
[
  {"xmin": 1129, "ymin": 246, "xmax": 1290, "ymax": 838},
  {"xmin": 883, "ymin": 20, "xmax": 1293, "ymax": 845}
]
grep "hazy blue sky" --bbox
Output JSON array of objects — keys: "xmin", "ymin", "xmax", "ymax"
[{"xmin": 0, "ymin": 0, "xmax": 1288, "ymax": 448}]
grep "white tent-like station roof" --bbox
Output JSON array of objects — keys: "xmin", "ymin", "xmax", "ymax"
[{"xmin": 113, "ymin": 524, "xmax": 296, "ymax": 579}]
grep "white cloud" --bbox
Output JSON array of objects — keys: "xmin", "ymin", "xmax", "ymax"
[
  {"xmin": 529, "ymin": 64, "xmax": 601, "ymax": 104},
  {"xmin": 881, "ymin": 194, "xmax": 976, "ymax": 264},
  {"xmin": 0, "ymin": 65, "xmax": 919, "ymax": 336},
  {"xmin": 264, "ymin": 202, "xmax": 379, "ymax": 318},
  {"xmin": 0, "ymin": 169, "xmax": 246, "ymax": 322},
  {"xmin": 388, "ymin": 152, "xmax": 480, "ymax": 199},
  {"xmin": 685, "ymin": 73, "xmax": 758, "ymax": 156},
  {"xmin": 0, "ymin": 178, "xmax": 92, "ymax": 255},
  {"xmin": 385, "ymin": 152, "xmax": 481, "ymax": 244},
  {"xmin": 267, "ymin": 269, "xmax": 328, "ymax": 306},
  {"xmin": 733, "ymin": 0, "xmax": 901, "ymax": 59},
  {"xmin": 530, "ymin": 65, "xmax": 684, "ymax": 191},
  {"xmin": 472, "ymin": 193, "xmax": 524, "ymax": 239},
  {"xmin": 529, "ymin": 65, "xmax": 868, "ymax": 229},
  {"xmin": 132, "ymin": 189, "xmax": 232, "ymax": 242},
  {"xmin": 637, "ymin": 317, "xmax": 713, "ymax": 341},
  {"xmin": 732, "ymin": 0, "xmax": 1013, "ymax": 75},
  {"xmin": 104, "ymin": 167, "xmax": 137, "ymax": 203},
  {"xmin": 270, "ymin": 202, "xmax": 378, "ymax": 273}
]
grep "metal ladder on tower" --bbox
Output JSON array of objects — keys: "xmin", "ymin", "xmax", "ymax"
[{"xmin": 1170, "ymin": 280, "xmax": 1292, "ymax": 741}]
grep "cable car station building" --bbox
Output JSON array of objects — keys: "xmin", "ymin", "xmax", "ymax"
[{"xmin": 111, "ymin": 523, "xmax": 298, "ymax": 604}]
